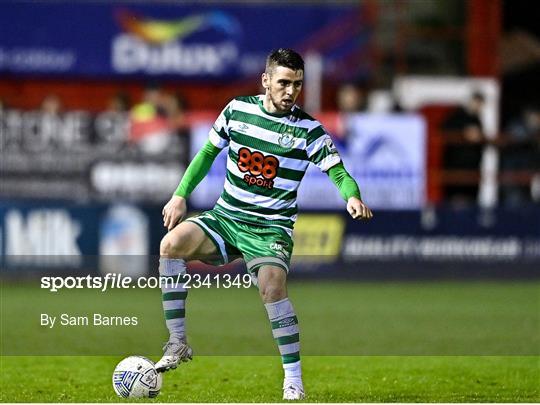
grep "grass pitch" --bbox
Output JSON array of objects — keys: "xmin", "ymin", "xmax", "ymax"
[
  {"xmin": 1, "ymin": 280, "xmax": 539, "ymax": 402},
  {"xmin": 1, "ymin": 356, "xmax": 538, "ymax": 402}
]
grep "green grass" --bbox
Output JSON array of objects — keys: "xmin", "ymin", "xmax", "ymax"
[
  {"xmin": 0, "ymin": 356, "xmax": 538, "ymax": 402},
  {"xmin": 1, "ymin": 280, "xmax": 539, "ymax": 401}
]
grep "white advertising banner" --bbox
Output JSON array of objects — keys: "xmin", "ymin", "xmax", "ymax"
[{"xmin": 189, "ymin": 113, "xmax": 426, "ymax": 210}]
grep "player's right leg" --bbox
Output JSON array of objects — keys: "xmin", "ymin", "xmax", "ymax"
[{"xmin": 156, "ymin": 221, "xmax": 218, "ymax": 372}]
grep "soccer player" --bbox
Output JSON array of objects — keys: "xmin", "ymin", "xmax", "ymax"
[{"xmin": 155, "ymin": 48, "xmax": 373, "ymax": 400}]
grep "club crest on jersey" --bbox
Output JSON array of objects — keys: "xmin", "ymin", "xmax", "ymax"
[{"xmin": 278, "ymin": 129, "xmax": 295, "ymax": 148}]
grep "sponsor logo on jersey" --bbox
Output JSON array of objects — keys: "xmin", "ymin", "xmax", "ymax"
[
  {"xmin": 236, "ymin": 123, "xmax": 249, "ymax": 133},
  {"xmin": 237, "ymin": 147, "xmax": 279, "ymax": 189},
  {"xmin": 270, "ymin": 241, "xmax": 290, "ymax": 259}
]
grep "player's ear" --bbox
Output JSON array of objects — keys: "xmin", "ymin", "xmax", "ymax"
[{"xmin": 261, "ymin": 72, "xmax": 269, "ymax": 90}]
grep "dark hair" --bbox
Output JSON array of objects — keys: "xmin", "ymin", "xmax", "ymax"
[{"xmin": 266, "ymin": 48, "xmax": 304, "ymax": 73}]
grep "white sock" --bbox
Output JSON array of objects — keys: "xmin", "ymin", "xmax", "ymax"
[
  {"xmin": 159, "ymin": 258, "xmax": 188, "ymax": 341},
  {"xmin": 264, "ymin": 298, "xmax": 302, "ymax": 384}
]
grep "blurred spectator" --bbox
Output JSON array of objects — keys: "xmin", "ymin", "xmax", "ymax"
[
  {"xmin": 40, "ymin": 93, "xmax": 63, "ymax": 115},
  {"xmin": 107, "ymin": 92, "xmax": 131, "ymax": 113},
  {"xmin": 129, "ymin": 83, "xmax": 171, "ymax": 154},
  {"xmin": 440, "ymin": 91, "xmax": 486, "ymax": 206},
  {"xmin": 500, "ymin": 104, "xmax": 540, "ymax": 205},
  {"xmin": 336, "ymin": 82, "xmax": 367, "ymax": 113},
  {"xmin": 334, "ymin": 83, "xmax": 368, "ymax": 149},
  {"xmin": 442, "ymin": 92, "xmax": 485, "ymax": 142},
  {"xmin": 35, "ymin": 93, "xmax": 64, "ymax": 150},
  {"xmin": 0, "ymin": 99, "xmax": 5, "ymax": 146},
  {"xmin": 506, "ymin": 104, "xmax": 540, "ymax": 140},
  {"xmin": 94, "ymin": 92, "xmax": 131, "ymax": 146},
  {"xmin": 162, "ymin": 92, "xmax": 189, "ymax": 138}
]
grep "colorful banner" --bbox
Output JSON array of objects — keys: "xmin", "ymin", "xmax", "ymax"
[{"xmin": 0, "ymin": 2, "xmax": 369, "ymax": 80}]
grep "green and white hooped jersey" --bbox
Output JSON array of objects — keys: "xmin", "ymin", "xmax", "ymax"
[{"xmin": 208, "ymin": 95, "xmax": 341, "ymax": 232}]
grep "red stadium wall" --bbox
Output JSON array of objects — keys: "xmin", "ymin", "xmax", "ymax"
[
  {"xmin": 0, "ymin": 79, "xmax": 254, "ymax": 112},
  {"xmin": 0, "ymin": 79, "xmax": 343, "ymax": 113}
]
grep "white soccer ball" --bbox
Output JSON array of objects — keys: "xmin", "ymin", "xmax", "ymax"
[{"xmin": 112, "ymin": 356, "xmax": 163, "ymax": 398}]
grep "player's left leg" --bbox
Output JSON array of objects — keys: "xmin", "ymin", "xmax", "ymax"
[{"xmin": 257, "ymin": 265, "xmax": 304, "ymax": 401}]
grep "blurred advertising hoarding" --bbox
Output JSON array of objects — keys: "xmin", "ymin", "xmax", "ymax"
[
  {"xmin": 0, "ymin": 108, "xmax": 186, "ymax": 202},
  {"xmin": 1, "ymin": 201, "xmax": 538, "ymax": 275},
  {"xmin": 0, "ymin": 2, "xmax": 369, "ymax": 80},
  {"xmin": 341, "ymin": 208, "xmax": 540, "ymax": 263},
  {"xmin": 0, "ymin": 201, "xmax": 160, "ymax": 275},
  {"xmin": 190, "ymin": 113, "xmax": 427, "ymax": 210}
]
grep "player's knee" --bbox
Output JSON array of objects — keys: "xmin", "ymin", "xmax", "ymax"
[
  {"xmin": 257, "ymin": 266, "xmax": 287, "ymax": 302},
  {"xmin": 259, "ymin": 283, "xmax": 286, "ymax": 303},
  {"xmin": 160, "ymin": 233, "xmax": 189, "ymax": 258},
  {"xmin": 159, "ymin": 235, "xmax": 176, "ymax": 257}
]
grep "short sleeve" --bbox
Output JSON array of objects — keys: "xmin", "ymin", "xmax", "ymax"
[
  {"xmin": 305, "ymin": 125, "xmax": 341, "ymax": 172},
  {"xmin": 208, "ymin": 101, "xmax": 233, "ymax": 149}
]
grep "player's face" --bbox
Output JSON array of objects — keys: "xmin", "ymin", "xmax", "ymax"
[{"xmin": 262, "ymin": 66, "xmax": 303, "ymax": 113}]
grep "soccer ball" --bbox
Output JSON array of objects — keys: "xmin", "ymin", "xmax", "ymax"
[{"xmin": 112, "ymin": 356, "xmax": 163, "ymax": 398}]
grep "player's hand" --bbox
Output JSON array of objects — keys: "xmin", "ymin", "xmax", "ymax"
[
  {"xmin": 347, "ymin": 197, "xmax": 373, "ymax": 220},
  {"xmin": 162, "ymin": 195, "xmax": 187, "ymax": 231}
]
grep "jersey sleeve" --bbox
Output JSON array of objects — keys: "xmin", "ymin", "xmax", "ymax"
[
  {"xmin": 327, "ymin": 163, "xmax": 362, "ymax": 201},
  {"xmin": 208, "ymin": 101, "xmax": 233, "ymax": 149},
  {"xmin": 174, "ymin": 140, "xmax": 221, "ymax": 198},
  {"xmin": 305, "ymin": 124, "xmax": 342, "ymax": 172}
]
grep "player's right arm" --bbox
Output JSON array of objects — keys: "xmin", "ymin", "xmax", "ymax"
[
  {"xmin": 163, "ymin": 101, "xmax": 233, "ymax": 230},
  {"xmin": 162, "ymin": 141, "xmax": 221, "ymax": 230}
]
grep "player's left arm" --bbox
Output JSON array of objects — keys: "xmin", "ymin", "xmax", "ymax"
[
  {"xmin": 306, "ymin": 125, "xmax": 372, "ymax": 220},
  {"xmin": 327, "ymin": 163, "xmax": 373, "ymax": 220}
]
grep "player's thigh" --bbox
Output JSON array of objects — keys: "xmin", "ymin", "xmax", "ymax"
[{"xmin": 160, "ymin": 221, "xmax": 218, "ymax": 259}]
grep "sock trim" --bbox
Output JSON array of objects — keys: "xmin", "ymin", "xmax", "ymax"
[
  {"xmin": 159, "ymin": 258, "xmax": 186, "ymax": 276},
  {"xmin": 265, "ymin": 297, "xmax": 294, "ymax": 320}
]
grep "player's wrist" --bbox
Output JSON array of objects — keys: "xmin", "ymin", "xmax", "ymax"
[
  {"xmin": 172, "ymin": 192, "xmax": 188, "ymax": 201},
  {"xmin": 173, "ymin": 185, "xmax": 188, "ymax": 199},
  {"xmin": 347, "ymin": 194, "xmax": 362, "ymax": 203}
]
